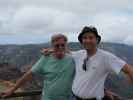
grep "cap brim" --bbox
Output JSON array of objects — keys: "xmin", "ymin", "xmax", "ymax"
[
  {"xmin": 78, "ymin": 32, "xmax": 84, "ymax": 43},
  {"xmin": 78, "ymin": 32, "xmax": 101, "ymax": 43}
]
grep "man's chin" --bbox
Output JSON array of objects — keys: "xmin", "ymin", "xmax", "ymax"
[
  {"xmin": 56, "ymin": 51, "xmax": 64, "ymax": 53},
  {"xmin": 56, "ymin": 54, "xmax": 65, "ymax": 59},
  {"xmin": 83, "ymin": 45, "xmax": 95, "ymax": 50},
  {"xmin": 83, "ymin": 46, "xmax": 92, "ymax": 50}
]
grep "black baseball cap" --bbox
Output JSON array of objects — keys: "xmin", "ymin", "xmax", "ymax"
[{"xmin": 78, "ymin": 26, "xmax": 101, "ymax": 44}]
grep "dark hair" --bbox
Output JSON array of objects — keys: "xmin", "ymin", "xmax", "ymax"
[{"xmin": 78, "ymin": 26, "xmax": 101, "ymax": 44}]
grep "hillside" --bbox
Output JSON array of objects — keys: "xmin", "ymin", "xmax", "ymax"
[{"xmin": 0, "ymin": 42, "xmax": 133, "ymax": 98}]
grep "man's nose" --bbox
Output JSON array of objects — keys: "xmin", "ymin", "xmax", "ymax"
[{"xmin": 84, "ymin": 39, "xmax": 92, "ymax": 43}]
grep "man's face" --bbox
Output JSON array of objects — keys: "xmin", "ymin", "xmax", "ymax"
[
  {"xmin": 52, "ymin": 38, "xmax": 67, "ymax": 57},
  {"xmin": 81, "ymin": 32, "xmax": 97, "ymax": 50}
]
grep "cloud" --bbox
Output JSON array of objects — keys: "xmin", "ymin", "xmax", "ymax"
[
  {"xmin": 0, "ymin": 0, "xmax": 133, "ymax": 45},
  {"xmin": 92, "ymin": 13, "xmax": 133, "ymax": 44},
  {"xmin": 1, "ymin": 5, "xmax": 84, "ymax": 34},
  {"xmin": 124, "ymin": 35, "xmax": 133, "ymax": 45}
]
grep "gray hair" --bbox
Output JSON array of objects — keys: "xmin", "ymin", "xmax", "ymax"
[{"xmin": 51, "ymin": 34, "xmax": 68, "ymax": 43}]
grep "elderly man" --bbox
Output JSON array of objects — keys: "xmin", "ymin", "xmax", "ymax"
[{"xmin": 0, "ymin": 34, "xmax": 75, "ymax": 100}]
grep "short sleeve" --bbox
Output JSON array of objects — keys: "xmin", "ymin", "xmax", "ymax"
[
  {"xmin": 31, "ymin": 56, "xmax": 46, "ymax": 74},
  {"xmin": 106, "ymin": 53, "xmax": 126, "ymax": 74}
]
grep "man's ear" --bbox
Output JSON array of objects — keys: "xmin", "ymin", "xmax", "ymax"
[{"xmin": 96, "ymin": 38, "xmax": 99, "ymax": 44}]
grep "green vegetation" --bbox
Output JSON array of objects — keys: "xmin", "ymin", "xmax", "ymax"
[
  {"xmin": 0, "ymin": 83, "xmax": 5, "ymax": 92},
  {"xmin": 0, "ymin": 42, "xmax": 133, "ymax": 98}
]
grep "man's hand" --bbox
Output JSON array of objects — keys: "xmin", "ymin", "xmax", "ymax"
[
  {"xmin": 0, "ymin": 70, "xmax": 32, "ymax": 98},
  {"xmin": 104, "ymin": 89, "xmax": 114, "ymax": 100},
  {"xmin": 41, "ymin": 48, "xmax": 53, "ymax": 56},
  {"xmin": 0, "ymin": 86, "xmax": 15, "ymax": 98},
  {"xmin": 122, "ymin": 64, "xmax": 133, "ymax": 83}
]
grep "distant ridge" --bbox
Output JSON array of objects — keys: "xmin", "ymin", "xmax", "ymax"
[{"xmin": 0, "ymin": 42, "xmax": 133, "ymax": 98}]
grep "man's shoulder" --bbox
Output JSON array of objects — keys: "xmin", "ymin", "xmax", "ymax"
[
  {"xmin": 41, "ymin": 54, "xmax": 52, "ymax": 60},
  {"xmin": 65, "ymin": 53, "xmax": 74, "ymax": 59},
  {"xmin": 98, "ymin": 49, "xmax": 115, "ymax": 57}
]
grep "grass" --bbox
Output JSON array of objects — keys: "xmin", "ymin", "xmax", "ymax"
[{"xmin": 0, "ymin": 83, "xmax": 6, "ymax": 92}]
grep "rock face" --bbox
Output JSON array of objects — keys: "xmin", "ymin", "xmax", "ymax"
[{"xmin": 0, "ymin": 62, "xmax": 22, "ymax": 80}]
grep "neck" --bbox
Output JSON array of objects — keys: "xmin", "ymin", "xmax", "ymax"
[
  {"xmin": 53, "ymin": 51, "xmax": 65, "ymax": 59},
  {"xmin": 86, "ymin": 47, "xmax": 97, "ymax": 56}
]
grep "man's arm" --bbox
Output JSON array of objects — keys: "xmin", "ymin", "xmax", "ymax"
[
  {"xmin": 122, "ymin": 64, "xmax": 133, "ymax": 82},
  {"xmin": 41, "ymin": 48, "xmax": 73, "ymax": 56},
  {"xmin": 0, "ymin": 69, "xmax": 32, "ymax": 98}
]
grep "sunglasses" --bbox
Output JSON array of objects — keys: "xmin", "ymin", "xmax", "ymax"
[
  {"xmin": 54, "ymin": 44, "xmax": 65, "ymax": 49},
  {"xmin": 82, "ymin": 57, "xmax": 89, "ymax": 71}
]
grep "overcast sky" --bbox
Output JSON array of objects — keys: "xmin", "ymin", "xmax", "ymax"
[{"xmin": 0, "ymin": 0, "xmax": 133, "ymax": 45}]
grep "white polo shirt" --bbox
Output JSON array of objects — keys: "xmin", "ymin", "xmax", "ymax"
[{"xmin": 72, "ymin": 49, "xmax": 126, "ymax": 99}]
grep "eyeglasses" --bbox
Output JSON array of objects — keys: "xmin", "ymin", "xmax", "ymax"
[{"xmin": 54, "ymin": 44, "xmax": 65, "ymax": 49}]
